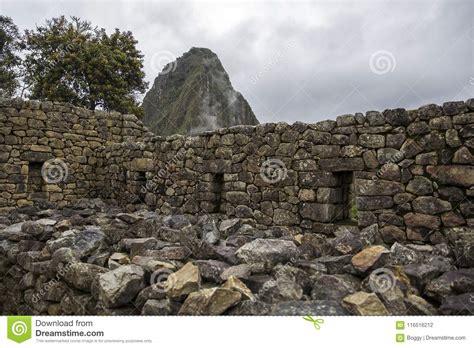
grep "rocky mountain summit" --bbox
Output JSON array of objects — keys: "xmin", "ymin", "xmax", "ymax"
[
  {"xmin": 1, "ymin": 199, "xmax": 472, "ymax": 316},
  {"xmin": 142, "ymin": 47, "xmax": 259, "ymax": 136}
]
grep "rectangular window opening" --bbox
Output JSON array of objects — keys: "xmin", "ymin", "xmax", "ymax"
[
  {"xmin": 28, "ymin": 162, "xmax": 46, "ymax": 199},
  {"xmin": 135, "ymin": 171, "xmax": 147, "ymax": 201},
  {"xmin": 336, "ymin": 171, "xmax": 356, "ymax": 223},
  {"xmin": 211, "ymin": 173, "xmax": 224, "ymax": 213}
]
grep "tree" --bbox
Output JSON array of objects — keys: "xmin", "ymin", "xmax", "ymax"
[
  {"xmin": 23, "ymin": 16, "xmax": 148, "ymax": 116},
  {"xmin": 0, "ymin": 16, "xmax": 22, "ymax": 98}
]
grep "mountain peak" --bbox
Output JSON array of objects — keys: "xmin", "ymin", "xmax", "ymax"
[{"xmin": 143, "ymin": 47, "xmax": 259, "ymax": 136}]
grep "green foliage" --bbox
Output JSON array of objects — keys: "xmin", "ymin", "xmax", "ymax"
[
  {"xmin": 350, "ymin": 198, "xmax": 359, "ymax": 222},
  {"xmin": 0, "ymin": 16, "xmax": 22, "ymax": 98},
  {"xmin": 23, "ymin": 16, "xmax": 148, "ymax": 115}
]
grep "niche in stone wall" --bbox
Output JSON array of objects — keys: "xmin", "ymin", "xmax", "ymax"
[
  {"xmin": 27, "ymin": 162, "xmax": 46, "ymax": 200},
  {"xmin": 210, "ymin": 173, "xmax": 224, "ymax": 213},
  {"xmin": 136, "ymin": 171, "xmax": 147, "ymax": 201},
  {"xmin": 334, "ymin": 171, "xmax": 357, "ymax": 223},
  {"xmin": 128, "ymin": 171, "xmax": 147, "ymax": 203}
]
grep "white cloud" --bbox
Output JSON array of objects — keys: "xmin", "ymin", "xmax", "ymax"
[{"xmin": 2, "ymin": 0, "xmax": 473, "ymax": 123}]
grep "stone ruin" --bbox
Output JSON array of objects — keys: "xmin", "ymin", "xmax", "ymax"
[{"xmin": 0, "ymin": 97, "xmax": 473, "ymax": 315}]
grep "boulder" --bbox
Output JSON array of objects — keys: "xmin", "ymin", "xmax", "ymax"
[
  {"xmin": 404, "ymin": 294, "xmax": 437, "ymax": 315},
  {"xmin": 222, "ymin": 276, "xmax": 255, "ymax": 301},
  {"xmin": 97, "ymin": 265, "xmax": 145, "ymax": 308},
  {"xmin": 383, "ymin": 108, "xmax": 410, "ymax": 126},
  {"xmin": 404, "ymin": 213, "xmax": 441, "ymax": 230},
  {"xmin": 229, "ymin": 300, "xmax": 272, "ymax": 315},
  {"xmin": 65, "ymin": 262, "xmax": 108, "ymax": 291},
  {"xmin": 389, "ymin": 243, "xmax": 421, "ymax": 265},
  {"xmin": 141, "ymin": 299, "xmax": 178, "ymax": 315},
  {"xmin": 165, "ymin": 262, "xmax": 201, "ymax": 299},
  {"xmin": 21, "ymin": 221, "xmax": 46, "ymax": 239},
  {"xmin": 220, "ymin": 264, "xmax": 251, "ymax": 281},
  {"xmin": 406, "ymin": 176, "xmax": 433, "ymax": 195},
  {"xmin": 424, "ymin": 268, "xmax": 474, "ymax": 302},
  {"xmin": 379, "ymin": 226, "xmax": 406, "ymax": 244},
  {"xmin": 331, "ymin": 231, "xmax": 364, "ymax": 255},
  {"xmin": 342, "ymin": 291, "xmax": 389, "ymax": 315},
  {"xmin": 310, "ymin": 274, "xmax": 360, "ymax": 301},
  {"xmin": 270, "ymin": 300, "xmax": 348, "ymax": 315},
  {"xmin": 314, "ymin": 255, "xmax": 352, "ymax": 274},
  {"xmin": 195, "ymin": 260, "xmax": 230, "ymax": 283},
  {"xmin": 72, "ymin": 229, "xmax": 107, "ymax": 258},
  {"xmin": 258, "ymin": 279, "xmax": 303, "ymax": 303},
  {"xmin": 412, "ymin": 197, "xmax": 452, "ymax": 215},
  {"xmin": 179, "ymin": 287, "xmax": 242, "ymax": 315},
  {"xmin": 426, "ymin": 165, "xmax": 474, "ymax": 187},
  {"xmin": 236, "ymin": 239, "xmax": 298, "ymax": 264},
  {"xmin": 403, "ymin": 263, "xmax": 442, "ymax": 290},
  {"xmin": 351, "ymin": 246, "xmax": 390, "ymax": 273},
  {"xmin": 439, "ymin": 293, "xmax": 474, "ymax": 315}
]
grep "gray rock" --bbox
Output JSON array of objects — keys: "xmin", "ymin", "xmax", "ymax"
[
  {"xmin": 195, "ymin": 259, "xmax": 230, "ymax": 283},
  {"xmin": 97, "ymin": 265, "xmax": 145, "ymax": 308},
  {"xmin": 72, "ymin": 229, "xmax": 107, "ymax": 258},
  {"xmin": 270, "ymin": 300, "xmax": 349, "ymax": 315},
  {"xmin": 310, "ymin": 274, "xmax": 360, "ymax": 301},
  {"xmin": 439, "ymin": 293, "xmax": 474, "ymax": 315},
  {"xmin": 383, "ymin": 108, "xmax": 410, "ymax": 126},
  {"xmin": 314, "ymin": 255, "xmax": 352, "ymax": 274},
  {"xmin": 229, "ymin": 300, "xmax": 271, "ymax": 315},
  {"xmin": 236, "ymin": 239, "xmax": 298, "ymax": 264},
  {"xmin": 220, "ymin": 264, "xmax": 251, "ymax": 281},
  {"xmin": 406, "ymin": 176, "xmax": 433, "ymax": 195},
  {"xmin": 403, "ymin": 263, "xmax": 442, "ymax": 290},
  {"xmin": 141, "ymin": 299, "xmax": 178, "ymax": 315},
  {"xmin": 65, "ymin": 262, "xmax": 108, "ymax": 291},
  {"xmin": 412, "ymin": 197, "xmax": 452, "ymax": 215},
  {"xmin": 258, "ymin": 279, "xmax": 303, "ymax": 303},
  {"xmin": 390, "ymin": 243, "xmax": 421, "ymax": 265},
  {"xmin": 424, "ymin": 268, "xmax": 474, "ymax": 302}
]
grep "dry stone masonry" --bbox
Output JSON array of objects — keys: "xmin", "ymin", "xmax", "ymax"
[
  {"xmin": 1, "ymin": 97, "xmax": 474, "ymax": 315},
  {"xmin": 0, "ymin": 98, "xmax": 149, "ymax": 211}
]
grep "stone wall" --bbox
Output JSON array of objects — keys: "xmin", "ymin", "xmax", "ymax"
[
  {"xmin": 0, "ymin": 99, "xmax": 150, "ymax": 212},
  {"xmin": 1, "ymin": 98, "xmax": 474, "ymax": 316},
  {"xmin": 2, "ymin": 98, "xmax": 474, "ymax": 246},
  {"xmin": 97, "ymin": 99, "xmax": 474, "ymax": 246}
]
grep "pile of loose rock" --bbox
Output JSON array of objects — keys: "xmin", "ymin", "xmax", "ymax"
[{"xmin": 0, "ymin": 199, "xmax": 473, "ymax": 315}]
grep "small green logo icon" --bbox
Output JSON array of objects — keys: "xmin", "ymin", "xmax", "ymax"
[
  {"xmin": 396, "ymin": 333, "xmax": 405, "ymax": 343},
  {"xmin": 7, "ymin": 316, "xmax": 32, "ymax": 343},
  {"xmin": 303, "ymin": 316, "xmax": 324, "ymax": 330},
  {"xmin": 396, "ymin": 320, "xmax": 405, "ymax": 330}
]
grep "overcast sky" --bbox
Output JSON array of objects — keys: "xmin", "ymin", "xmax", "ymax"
[{"xmin": 1, "ymin": 0, "xmax": 473, "ymax": 123}]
